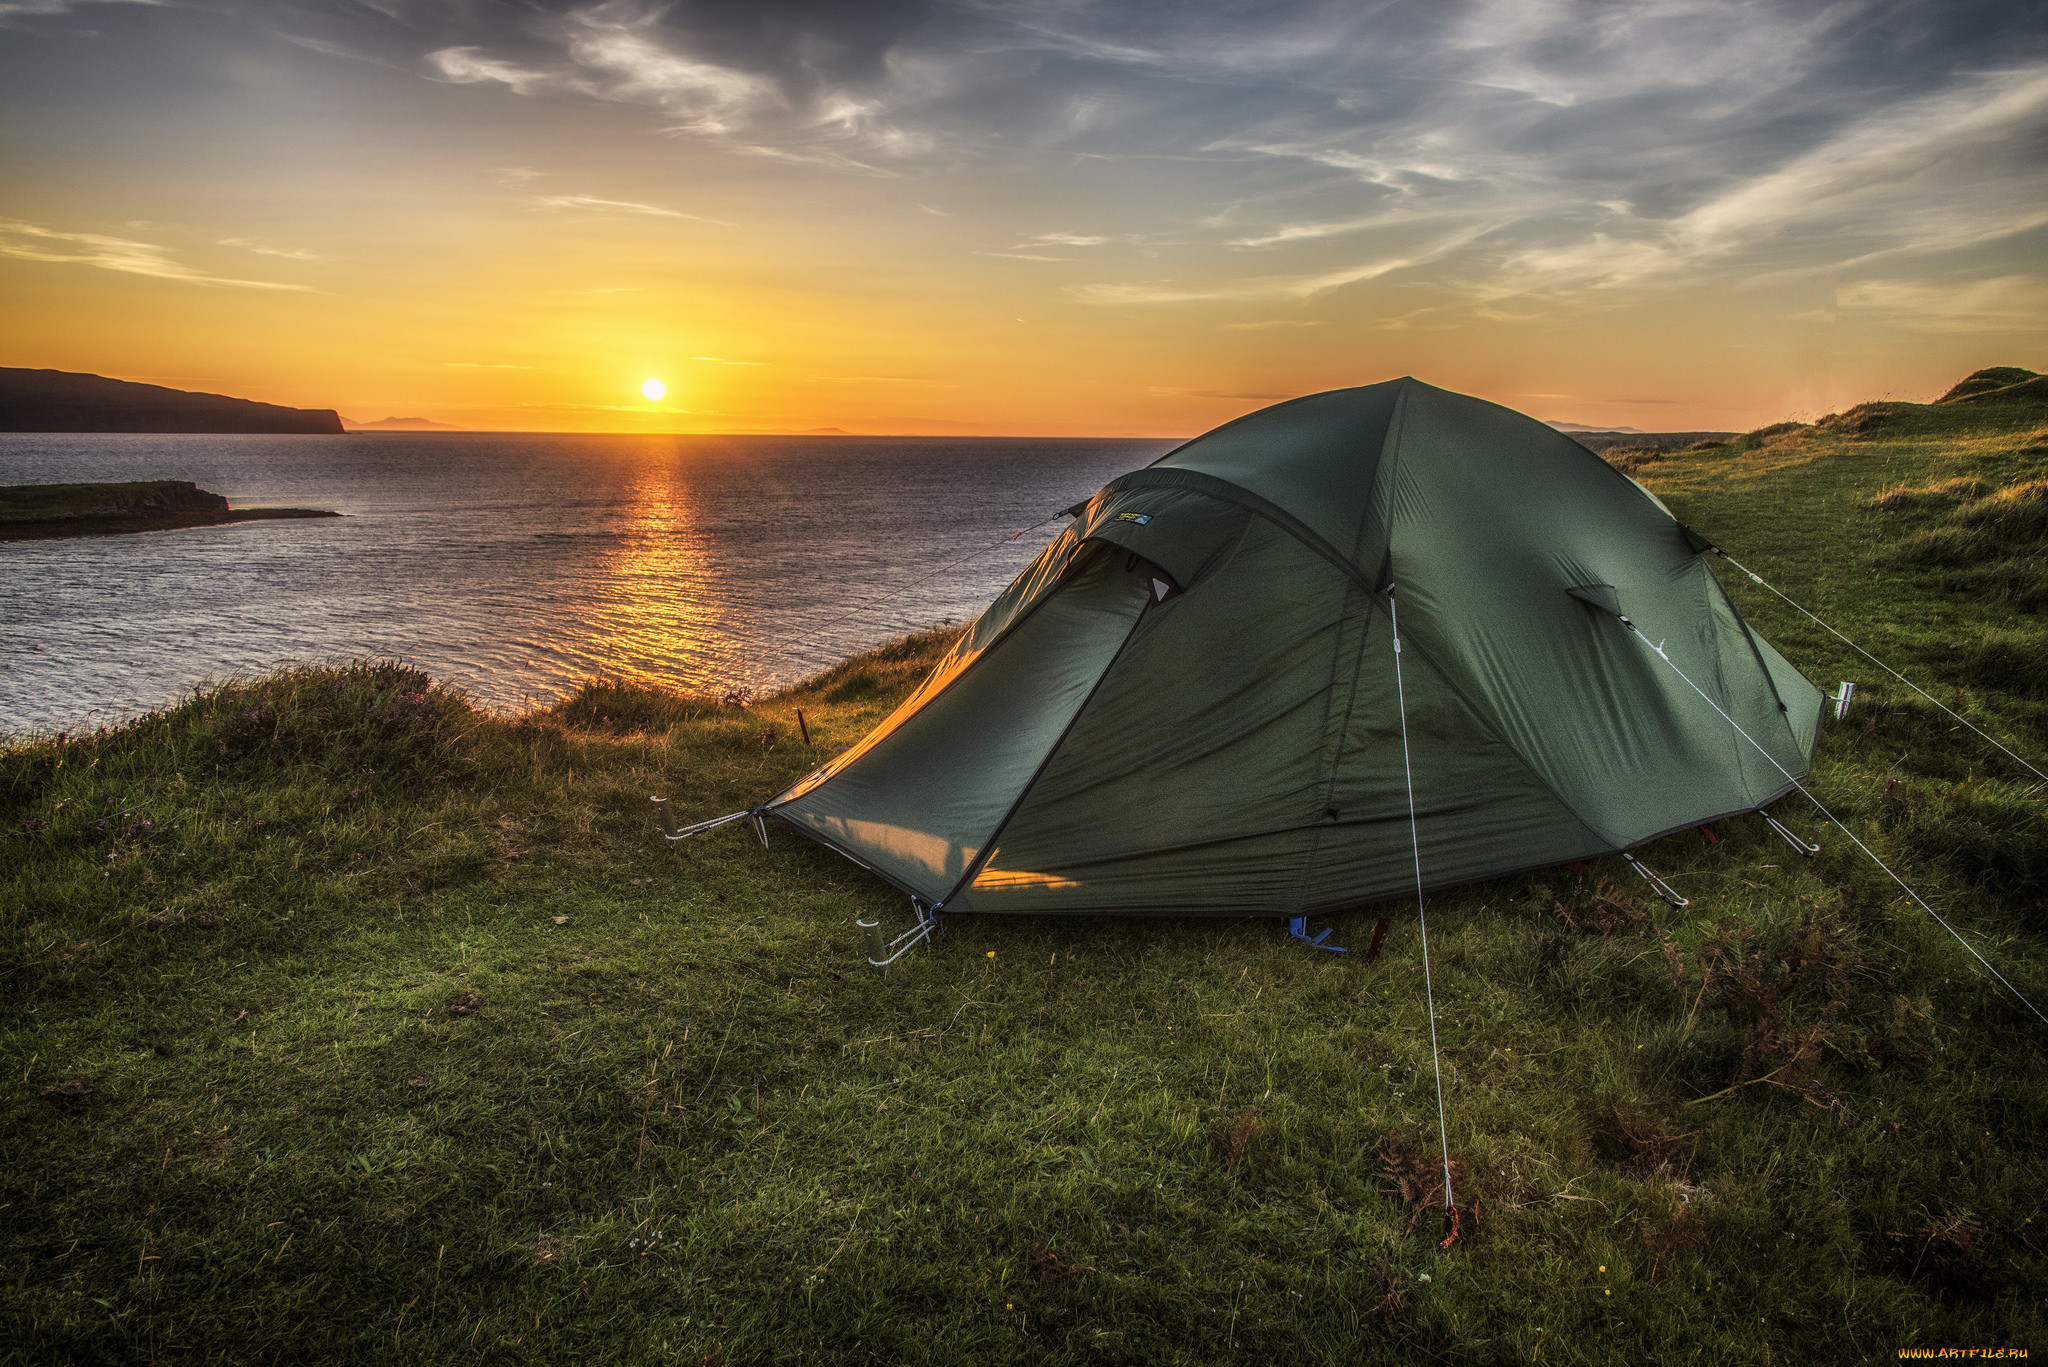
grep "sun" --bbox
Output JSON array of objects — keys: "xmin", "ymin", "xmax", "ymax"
[{"xmin": 641, "ymin": 378, "xmax": 666, "ymax": 402}]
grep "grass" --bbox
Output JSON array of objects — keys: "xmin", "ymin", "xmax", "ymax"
[{"xmin": 4, "ymin": 369, "xmax": 2047, "ymax": 1364}]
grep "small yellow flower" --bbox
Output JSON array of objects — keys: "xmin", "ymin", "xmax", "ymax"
[
  {"xmin": 1598, "ymin": 1265, "xmax": 1606, "ymax": 1272},
  {"xmin": 1005, "ymin": 1302, "xmax": 1013, "ymax": 1310},
  {"xmin": 986, "ymin": 950, "xmax": 996, "ymax": 958},
  {"xmin": 1604, "ymin": 1289, "xmax": 1611, "ymax": 1296}
]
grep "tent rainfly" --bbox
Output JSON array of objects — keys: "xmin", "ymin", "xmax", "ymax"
[{"xmin": 753, "ymin": 378, "xmax": 1824, "ymax": 933}]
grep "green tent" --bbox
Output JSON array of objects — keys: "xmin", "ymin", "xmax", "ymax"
[{"xmin": 764, "ymin": 377, "xmax": 1822, "ymax": 920}]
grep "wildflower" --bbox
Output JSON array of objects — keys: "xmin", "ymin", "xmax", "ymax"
[
  {"xmin": 1599, "ymin": 1265, "xmax": 1606, "ymax": 1272},
  {"xmin": 986, "ymin": 950, "xmax": 996, "ymax": 958}
]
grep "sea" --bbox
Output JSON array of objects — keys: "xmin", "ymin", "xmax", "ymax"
[{"xmin": 0, "ymin": 433, "xmax": 1176, "ymax": 735}]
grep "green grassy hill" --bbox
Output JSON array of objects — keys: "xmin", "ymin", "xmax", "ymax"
[{"xmin": 4, "ymin": 370, "xmax": 2045, "ymax": 1364}]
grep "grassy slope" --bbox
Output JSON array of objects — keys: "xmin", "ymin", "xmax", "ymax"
[{"xmin": 3, "ymin": 376, "xmax": 2046, "ymax": 1365}]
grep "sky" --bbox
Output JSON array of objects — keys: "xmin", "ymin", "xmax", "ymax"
[{"xmin": 2, "ymin": 0, "xmax": 2045, "ymax": 435}]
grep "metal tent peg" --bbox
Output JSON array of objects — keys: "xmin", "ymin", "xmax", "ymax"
[
  {"xmin": 858, "ymin": 899, "xmax": 942, "ymax": 969},
  {"xmin": 1761, "ymin": 810, "xmax": 1821, "ymax": 856},
  {"xmin": 1621, "ymin": 852, "xmax": 1690, "ymax": 908}
]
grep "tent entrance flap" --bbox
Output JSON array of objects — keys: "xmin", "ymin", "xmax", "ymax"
[{"xmin": 767, "ymin": 546, "xmax": 1155, "ymax": 901}]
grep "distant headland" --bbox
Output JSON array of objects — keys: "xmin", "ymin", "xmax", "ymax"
[
  {"xmin": 343, "ymin": 416, "xmax": 463, "ymax": 431},
  {"xmin": 0, "ymin": 368, "xmax": 344, "ymax": 434},
  {"xmin": 0, "ymin": 480, "xmax": 340, "ymax": 541}
]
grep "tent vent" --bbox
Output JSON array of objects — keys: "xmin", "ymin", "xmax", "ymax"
[{"xmin": 1566, "ymin": 583, "xmax": 1624, "ymax": 617}]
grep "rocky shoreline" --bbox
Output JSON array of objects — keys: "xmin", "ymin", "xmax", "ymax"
[{"xmin": 0, "ymin": 480, "xmax": 340, "ymax": 542}]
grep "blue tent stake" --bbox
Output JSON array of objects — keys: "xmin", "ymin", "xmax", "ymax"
[{"xmin": 1289, "ymin": 917, "xmax": 1347, "ymax": 952}]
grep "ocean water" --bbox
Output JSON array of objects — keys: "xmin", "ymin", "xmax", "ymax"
[{"xmin": 0, "ymin": 433, "xmax": 1173, "ymax": 734}]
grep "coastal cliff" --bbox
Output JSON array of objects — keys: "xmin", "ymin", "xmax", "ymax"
[{"xmin": 0, "ymin": 368, "xmax": 344, "ymax": 434}]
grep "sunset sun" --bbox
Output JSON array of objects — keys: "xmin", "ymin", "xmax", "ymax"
[{"xmin": 640, "ymin": 378, "xmax": 665, "ymax": 402}]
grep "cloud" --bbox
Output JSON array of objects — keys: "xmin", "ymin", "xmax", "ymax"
[
  {"xmin": 0, "ymin": 219, "xmax": 315, "ymax": 290},
  {"xmin": 533, "ymin": 194, "xmax": 727, "ymax": 224},
  {"xmin": 692, "ymin": 356, "xmax": 765, "ymax": 365},
  {"xmin": 1075, "ymin": 224, "xmax": 1494, "ymax": 304},
  {"xmin": 219, "ymin": 237, "xmax": 319, "ymax": 260},
  {"xmin": 1836, "ymin": 274, "xmax": 2048, "ymax": 332},
  {"xmin": 59, "ymin": 0, "xmax": 2045, "ymax": 325},
  {"xmin": 427, "ymin": 45, "xmax": 556, "ymax": 97},
  {"xmin": 0, "ymin": 0, "xmax": 160, "ymax": 20},
  {"xmin": 1148, "ymin": 387, "xmax": 1295, "ymax": 400}
]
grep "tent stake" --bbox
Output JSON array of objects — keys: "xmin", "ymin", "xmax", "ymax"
[
  {"xmin": 1623, "ymin": 852, "xmax": 1690, "ymax": 908},
  {"xmin": 1761, "ymin": 810, "xmax": 1820, "ymax": 856},
  {"xmin": 860, "ymin": 900, "xmax": 941, "ymax": 969},
  {"xmin": 1287, "ymin": 917, "xmax": 1346, "ymax": 952},
  {"xmin": 1365, "ymin": 916, "xmax": 1393, "ymax": 960}
]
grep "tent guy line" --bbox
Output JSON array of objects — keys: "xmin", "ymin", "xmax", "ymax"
[
  {"xmin": 1388, "ymin": 583, "xmax": 1460, "ymax": 1246},
  {"xmin": 1618, "ymin": 614, "xmax": 2048, "ymax": 1028},
  {"xmin": 1713, "ymin": 550, "xmax": 2048, "ymax": 784}
]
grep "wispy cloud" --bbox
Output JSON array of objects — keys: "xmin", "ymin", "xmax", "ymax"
[
  {"xmin": 533, "ymin": 194, "xmax": 727, "ymax": 224},
  {"xmin": 1836, "ymin": 275, "xmax": 2048, "ymax": 332},
  {"xmin": 0, "ymin": 0, "xmax": 161, "ymax": 21},
  {"xmin": 1075, "ymin": 225, "xmax": 1493, "ymax": 305},
  {"xmin": 219, "ymin": 236, "xmax": 319, "ymax": 260},
  {"xmin": 0, "ymin": 219, "xmax": 314, "ymax": 290},
  {"xmin": 26, "ymin": 0, "xmax": 2046, "ymax": 348},
  {"xmin": 1148, "ymin": 387, "xmax": 1295, "ymax": 400},
  {"xmin": 427, "ymin": 46, "xmax": 555, "ymax": 97}
]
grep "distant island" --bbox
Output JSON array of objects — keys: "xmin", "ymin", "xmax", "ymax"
[
  {"xmin": 0, "ymin": 368, "xmax": 344, "ymax": 434},
  {"xmin": 0, "ymin": 480, "xmax": 340, "ymax": 541},
  {"xmin": 343, "ymin": 416, "xmax": 463, "ymax": 431},
  {"xmin": 1568, "ymin": 429, "xmax": 1736, "ymax": 454}
]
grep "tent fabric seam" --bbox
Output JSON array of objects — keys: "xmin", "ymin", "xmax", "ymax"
[
  {"xmin": 933, "ymin": 578, "xmax": 1158, "ymax": 910},
  {"xmin": 768, "ymin": 537, "xmax": 1092, "ymax": 810},
  {"xmin": 1104, "ymin": 467, "xmax": 1374, "ymax": 591}
]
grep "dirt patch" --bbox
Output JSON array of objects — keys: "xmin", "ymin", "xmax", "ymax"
[
  {"xmin": 1028, "ymin": 1241, "xmax": 1092, "ymax": 1284},
  {"xmin": 1883, "ymin": 1207, "xmax": 1997, "ymax": 1305},
  {"xmin": 1551, "ymin": 877, "xmax": 1645, "ymax": 934},
  {"xmin": 1591, "ymin": 1107, "xmax": 1697, "ymax": 1175},
  {"xmin": 1214, "ymin": 1107, "xmax": 1263, "ymax": 1171},
  {"xmin": 447, "ymin": 992, "xmax": 482, "ymax": 1017},
  {"xmin": 1358, "ymin": 1260, "xmax": 1408, "ymax": 1323},
  {"xmin": 1379, "ymin": 1134, "xmax": 1480, "ymax": 1243}
]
